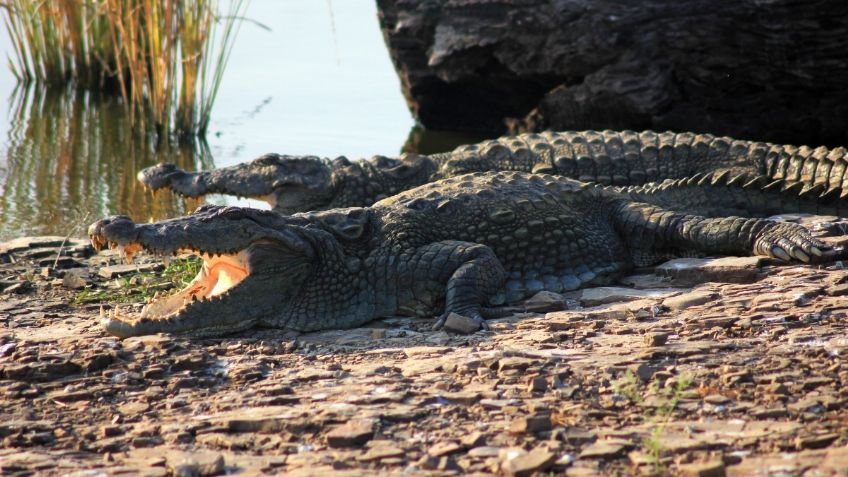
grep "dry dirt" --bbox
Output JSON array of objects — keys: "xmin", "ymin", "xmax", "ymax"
[{"xmin": 2, "ymin": 216, "xmax": 848, "ymax": 476}]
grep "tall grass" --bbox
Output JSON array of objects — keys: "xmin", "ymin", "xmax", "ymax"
[{"xmin": 1, "ymin": 0, "xmax": 247, "ymax": 137}]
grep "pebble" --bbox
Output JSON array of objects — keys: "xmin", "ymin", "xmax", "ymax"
[
  {"xmin": 442, "ymin": 313, "xmax": 481, "ymax": 334},
  {"xmin": 61, "ymin": 270, "xmax": 88, "ymax": 289},
  {"xmin": 643, "ymin": 332, "xmax": 669, "ymax": 347},
  {"xmin": 523, "ymin": 291, "xmax": 565, "ymax": 312}
]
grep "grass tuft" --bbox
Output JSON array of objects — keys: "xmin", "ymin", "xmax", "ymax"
[
  {"xmin": 74, "ymin": 256, "xmax": 201, "ymax": 304},
  {"xmin": 1, "ymin": 0, "xmax": 249, "ymax": 137}
]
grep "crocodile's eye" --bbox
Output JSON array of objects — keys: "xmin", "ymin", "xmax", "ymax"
[
  {"xmin": 335, "ymin": 223, "xmax": 364, "ymax": 240},
  {"xmin": 217, "ymin": 207, "xmax": 247, "ymax": 220},
  {"xmin": 317, "ymin": 208, "xmax": 369, "ymax": 240}
]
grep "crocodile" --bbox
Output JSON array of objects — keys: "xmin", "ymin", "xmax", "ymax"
[
  {"xmin": 89, "ymin": 171, "xmax": 832, "ymax": 338},
  {"xmin": 138, "ymin": 130, "xmax": 848, "ymax": 215}
]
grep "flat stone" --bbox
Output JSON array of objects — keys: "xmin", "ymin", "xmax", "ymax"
[
  {"xmin": 579, "ymin": 442, "xmax": 626, "ymax": 459},
  {"xmin": 428, "ymin": 441, "xmax": 462, "ymax": 457},
  {"xmin": 0, "ymin": 236, "xmax": 70, "ymax": 254},
  {"xmin": 575, "ymin": 287, "xmax": 682, "ymax": 306},
  {"xmin": 98, "ymin": 263, "xmax": 164, "ymax": 279},
  {"xmin": 618, "ymin": 274, "xmax": 674, "ymax": 289},
  {"xmin": 796, "ymin": 433, "xmax": 839, "ymax": 450},
  {"xmin": 703, "ymin": 394, "xmax": 731, "ymax": 405},
  {"xmin": 509, "ymin": 415, "xmax": 552, "ymax": 434},
  {"xmin": 498, "ymin": 357, "xmax": 537, "ymax": 372},
  {"xmin": 677, "ymin": 460, "xmax": 726, "ymax": 477},
  {"xmin": 656, "ymin": 256, "xmax": 762, "ymax": 285},
  {"xmin": 1, "ymin": 281, "xmax": 30, "ymax": 294},
  {"xmin": 119, "ymin": 402, "xmax": 150, "ymax": 415},
  {"xmin": 326, "ymin": 419, "xmax": 374, "ymax": 448},
  {"xmin": 460, "ymin": 432, "xmax": 486, "ymax": 448},
  {"xmin": 468, "ymin": 446, "xmax": 501, "ymax": 458},
  {"xmin": 825, "ymin": 284, "xmax": 848, "ymax": 296},
  {"xmin": 663, "ymin": 290, "xmax": 718, "ymax": 311},
  {"xmin": 545, "ymin": 312, "xmax": 586, "ymax": 330},
  {"xmin": 439, "ymin": 391, "xmax": 480, "ymax": 406},
  {"xmin": 523, "ymin": 291, "xmax": 565, "ymax": 312},
  {"xmin": 443, "ymin": 313, "xmax": 481, "ymax": 334},
  {"xmin": 501, "ymin": 448, "xmax": 556, "ymax": 477},
  {"xmin": 358, "ymin": 445, "xmax": 404, "ymax": 462}
]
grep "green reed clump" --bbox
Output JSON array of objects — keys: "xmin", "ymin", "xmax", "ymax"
[{"xmin": 1, "ymin": 0, "xmax": 247, "ymax": 137}]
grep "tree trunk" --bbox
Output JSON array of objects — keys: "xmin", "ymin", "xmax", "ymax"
[{"xmin": 377, "ymin": 0, "xmax": 848, "ymax": 147}]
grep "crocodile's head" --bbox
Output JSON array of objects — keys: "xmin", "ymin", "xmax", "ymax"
[
  {"xmin": 88, "ymin": 204, "xmax": 360, "ymax": 338},
  {"xmin": 137, "ymin": 154, "xmax": 336, "ymax": 213}
]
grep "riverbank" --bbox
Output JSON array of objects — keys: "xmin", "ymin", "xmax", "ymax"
[{"xmin": 2, "ymin": 217, "xmax": 848, "ymax": 475}]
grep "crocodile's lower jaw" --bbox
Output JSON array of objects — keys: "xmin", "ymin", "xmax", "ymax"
[{"xmin": 104, "ymin": 246, "xmax": 251, "ymax": 323}]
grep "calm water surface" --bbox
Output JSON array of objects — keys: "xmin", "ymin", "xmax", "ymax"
[{"xmin": 0, "ymin": 1, "xmax": 484, "ymax": 241}]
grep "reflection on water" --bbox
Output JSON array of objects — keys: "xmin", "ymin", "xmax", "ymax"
[
  {"xmin": 403, "ymin": 126, "xmax": 493, "ymax": 155},
  {"xmin": 0, "ymin": 86, "xmax": 210, "ymax": 241},
  {"xmin": 0, "ymin": 87, "xmax": 496, "ymax": 242}
]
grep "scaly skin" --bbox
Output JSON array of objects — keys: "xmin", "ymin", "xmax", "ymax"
[
  {"xmin": 138, "ymin": 130, "xmax": 848, "ymax": 214},
  {"xmin": 90, "ymin": 171, "xmax": 829, "ymax": 338}
]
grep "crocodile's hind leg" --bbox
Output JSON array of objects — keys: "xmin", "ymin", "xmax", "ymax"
[
  {"xmin": 399, "ymin": 241, "xmax": 506, "ymax": 332},
  {"xmin": 612, "ymin": 200, "xmax": 833, "ymax": 264}
]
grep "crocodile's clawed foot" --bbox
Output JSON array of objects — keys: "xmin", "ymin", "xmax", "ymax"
[
  {"xmin": 754, "ymin": 222, "xmax": 831, "ymax": 263},
  {"xmin": 432, "ymin": 312, "xmax": 490, "ymax": 332}
]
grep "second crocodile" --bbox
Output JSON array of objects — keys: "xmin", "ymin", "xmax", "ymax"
[{"xmin": 139, "ymin": 130, "xmax": 848, "ymax": 214}]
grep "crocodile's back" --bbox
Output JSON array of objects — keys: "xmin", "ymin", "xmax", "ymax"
[
  {"xmin": 435, "ymin": 130, "xmax": 848, "ymax": 193},
  {"xmin": 373, "ymin": 171, "xmax": 631, "ymax": 301}
]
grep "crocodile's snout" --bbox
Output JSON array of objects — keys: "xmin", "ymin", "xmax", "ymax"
[
  {"xmin": 88, "ymin": 215, "xmax": 137, "ymax": 250},
  {"xmin": 137, "ymin": 163, "xmax": 187, "ymax": 190}
]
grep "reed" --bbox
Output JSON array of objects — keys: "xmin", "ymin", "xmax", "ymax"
[{"xmin": 1, "ymin": 0, "xmax": 247, "ymax": 137}]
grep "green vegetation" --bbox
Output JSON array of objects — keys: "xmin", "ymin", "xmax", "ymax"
[
  {"xmin": 1, "ymin": 0, "xmax": 249, "ymax": 136},
  {"xmin": 74, "ymin": 256, "xmax": 200, "ymax": 304},
  {"xmin": 614, "ymin": 370, "xmax": 693, "ymax": 473}
]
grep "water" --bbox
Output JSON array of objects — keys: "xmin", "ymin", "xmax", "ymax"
[{"xmin": 0, "ymin": 1, "xmax": 484, "ymax": 241}]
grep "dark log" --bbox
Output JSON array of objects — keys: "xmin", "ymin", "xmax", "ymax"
[{"xmin": 377, "ymin": 0, "xmax": 848, "ymax": 146}]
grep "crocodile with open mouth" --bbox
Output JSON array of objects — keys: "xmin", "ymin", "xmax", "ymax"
[
  {"xmin": 138, "ymin": 130, "xmax": 848, "ymax": 214},
  {"xmin": 90, "ymin": 171, "xmax": 835, "ymax": 338}
]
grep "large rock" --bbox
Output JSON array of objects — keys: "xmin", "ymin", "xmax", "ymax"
[{"xmin": 378, "ymin": 0, "xmax": 848, "ymax": 146}]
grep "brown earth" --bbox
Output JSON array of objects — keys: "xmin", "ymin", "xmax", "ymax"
[{"xmin": 2, "ymin": 217, "xmax": 848, "ymax": 476}]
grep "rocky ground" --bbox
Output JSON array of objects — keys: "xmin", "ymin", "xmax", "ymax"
[{"xmin": 2, "ymin": 216, "xmax": 848, "ymax": 476}]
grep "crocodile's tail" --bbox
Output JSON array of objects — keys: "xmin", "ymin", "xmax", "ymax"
[
  {"xmin": 435, "ymin": 130, "xmax": 848, "ymax": 195},
  {"xmin": 616, "ymin": 171, "xmax": 848, "ymax": 219}
]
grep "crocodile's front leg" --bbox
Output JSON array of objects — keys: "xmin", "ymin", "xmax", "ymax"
[
  {"xmin": 394, "ymin": 241, "xmax": 506, "ymax": 332},
  {"xmin": 612, "ymin": 201, "xmax": 833, "ymax": 264}
]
